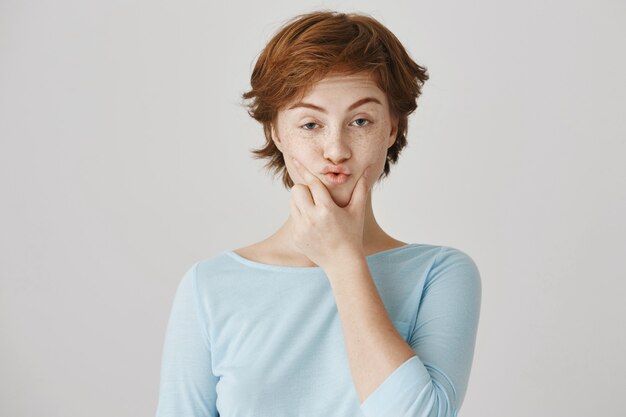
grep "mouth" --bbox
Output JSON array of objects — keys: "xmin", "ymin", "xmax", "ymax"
[{"xmin": 323, "ymin": 172, "xmax": 351, "ymax": 185}]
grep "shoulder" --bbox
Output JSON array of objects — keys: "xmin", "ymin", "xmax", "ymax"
[
  {"xmin": 384, "ymin": 243, "xmax": 477, "ymax": 267},
  {"xmin": 176, "ymin": 251, "xmax": 238, "ymax": 290},
  {"xmin": 425, "ymin": 245, "xmax": 482, "ymax": 294},
  {"xmin": 193, "ymin": 251, "xmax": 237, "ymax": 277},
  {"xmin": 398, "ymin": 243, "xmax": 481, "ymax": 276},
  {"xmin": 433, "ymin": 245, "xmax": 480, "ymax": 271}
]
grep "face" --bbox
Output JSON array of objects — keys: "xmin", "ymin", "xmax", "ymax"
[{"xmin": 271, "ymin": 72, "xmax": 398, "ymax": 207}]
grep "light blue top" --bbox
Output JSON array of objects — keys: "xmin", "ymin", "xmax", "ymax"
[{"xmin": 155, "ymin": 243, "xmax": 482, "ymax": 417}]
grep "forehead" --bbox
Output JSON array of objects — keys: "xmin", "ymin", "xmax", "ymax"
[
  {"xmin": 304, "ymin": 72, "xmax": 382, "ymax": 96},
  {"xmin": 312, "ymin": 73, "xmax": 378, "ymax": 89},
  {"xmin": 283, "ymin": 72, "xmax": 388, "ymax": 113}
]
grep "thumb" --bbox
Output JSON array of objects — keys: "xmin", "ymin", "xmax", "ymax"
[{"xmin": 348, "ymin": 165, "xmax": 371, "ymax": 210}]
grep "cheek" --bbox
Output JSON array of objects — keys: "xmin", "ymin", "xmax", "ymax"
[
  {"xmin": 357, "ymin": 128, "xmax": 392, "ymax": 180},
  {"xmin": 278, "ymin": 126, "xmax": 310, "ymax": 152},
  {"xmin": 356, "ymin": 126, "xmax": 391, "ymax": 159},
  {"xmin": 279, "ymin": 127, "xmax": 320, "ymax": 161},
  {"xmin": 281, "ymin": 143, "xmax": 315, "ymax": 171},
  {"xmin": 279, "ymin": 138, "xmax": 317, "ymax": 181}
]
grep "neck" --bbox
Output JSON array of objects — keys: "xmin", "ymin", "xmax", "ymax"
[{"xmin": 269, "ymin": 191, "xmax": 398, "ymax": 265}]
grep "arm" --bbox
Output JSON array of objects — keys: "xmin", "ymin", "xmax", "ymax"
[
  {"xmin": 325, "ymin": 252, "xmax": 417, "ymax": 403},
  {"xmin": 326, "ymin": 247, "xmax": 482, "ymax": 417},
  {"xmin": 155, "ymin": 263, "xmax": 219, "ymax": 417}
]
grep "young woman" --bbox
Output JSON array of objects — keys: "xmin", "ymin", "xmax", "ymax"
[{"xmin": 156, "ymin": 10, "xmax": 481, "ymax": 417}]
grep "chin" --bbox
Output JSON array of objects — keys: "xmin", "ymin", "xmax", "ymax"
[{"xmin": 329, "ymin": 189, "xmax": 351, "ymax": 208}]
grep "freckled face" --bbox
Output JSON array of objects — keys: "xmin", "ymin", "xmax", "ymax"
[{"xmin": 271, "ymin": 72, "xmax": 398, "ymax": 206}]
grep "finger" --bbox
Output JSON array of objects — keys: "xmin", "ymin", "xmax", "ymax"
[
  {"xmin": 348, "ymin": 165, "xmax": 372, "ymax": 210},
  {"xmin": 291, "ymin": 157, "xmax": 335, "ymax": 207},
  {"xmin": 289, "ymin": 194, "xmax": 302, "ymax": 219},
  {"xmin": 290, "ymin": 183, "xmax": 315, "ymax": 212}
]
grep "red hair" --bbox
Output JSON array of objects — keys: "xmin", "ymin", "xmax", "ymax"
[{"xmin": 242, "ymin": 10, "xmax": 429, "ymax": 189}]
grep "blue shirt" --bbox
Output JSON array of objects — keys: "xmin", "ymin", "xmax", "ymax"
[{"xmin": 155, "ymin": 243, "xmax": 481, "ymax": 417}]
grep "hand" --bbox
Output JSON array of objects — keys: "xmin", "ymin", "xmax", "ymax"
[{"xmin": 288, "ymin": 156, "xmax": 372, "ymax": 270}]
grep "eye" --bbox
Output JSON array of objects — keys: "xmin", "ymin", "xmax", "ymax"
[
  {"xmin": 352, "ymin": 118, "xmax": 371, "ymax": 127},
  {"xmin": 301, "ymin": 122, "xmax": 319, "ymax": 130}
]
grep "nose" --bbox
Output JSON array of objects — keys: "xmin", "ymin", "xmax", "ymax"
[{"xmin": 322, "ymin": 127, "xmax": 351, "ymax": 164}]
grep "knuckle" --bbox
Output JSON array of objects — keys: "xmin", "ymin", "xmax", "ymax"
[{"xmin": 318, "ymin": 205, "xmax": 331, "ymax": 217}]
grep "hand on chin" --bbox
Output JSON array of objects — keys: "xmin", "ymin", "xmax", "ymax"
[{"xmin": 328, "ymin": 188, "xmax": 352, "ymax": 208}]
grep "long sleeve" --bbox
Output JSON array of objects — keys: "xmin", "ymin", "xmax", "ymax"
[
  {"xmin": 360, "ymin": 247, "xmax": 482, "ymax": 417},
  {"xmin": 155, "ymin": 262, "xmax": 219, "ymax": 417}
]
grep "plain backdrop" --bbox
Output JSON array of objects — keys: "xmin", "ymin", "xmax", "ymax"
[{"xmin": 1, "ymin": 1, "xmax": 625, "ymax": 416}]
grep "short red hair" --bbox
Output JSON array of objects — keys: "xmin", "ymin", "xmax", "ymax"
[{"xmin": 242, "ymin": 10, "xmax": 429, "ymax": 189}]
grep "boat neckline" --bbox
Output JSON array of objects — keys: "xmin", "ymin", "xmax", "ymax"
[{"xmin": 223, "ymin": 243, "xmax": 420, "ymax": 272}]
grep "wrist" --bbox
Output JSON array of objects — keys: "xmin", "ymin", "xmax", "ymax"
[{"xmin": 323, "ymin": 248, "xmax": 368, "ymax": 276}]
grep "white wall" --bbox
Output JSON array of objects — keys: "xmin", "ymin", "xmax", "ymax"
[{"xmin": 1, "ymin": 0, "xmax": 624, "ymax": 416}]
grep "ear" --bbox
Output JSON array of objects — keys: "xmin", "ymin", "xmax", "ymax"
[
  {"xmin": 271, "ymin": 123, "xmax": 283, "ymax": 152},
  {"xmin": 388, "ymin": 115, "xmax": 399, "ymax": 148}
]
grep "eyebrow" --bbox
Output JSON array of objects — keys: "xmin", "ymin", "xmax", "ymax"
[{"xmin": 288, "ymin": 97, "xmax": 382, "ymax": 113}]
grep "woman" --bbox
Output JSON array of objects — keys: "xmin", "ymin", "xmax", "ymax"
[{"xmin": 156, "ymin": 10, "xmax": 481, "ymax": 417}]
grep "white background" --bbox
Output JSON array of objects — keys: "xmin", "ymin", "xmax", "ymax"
[{"xmin": 1, "ymin": 1, "xmax": 625, "ymax": 416}]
